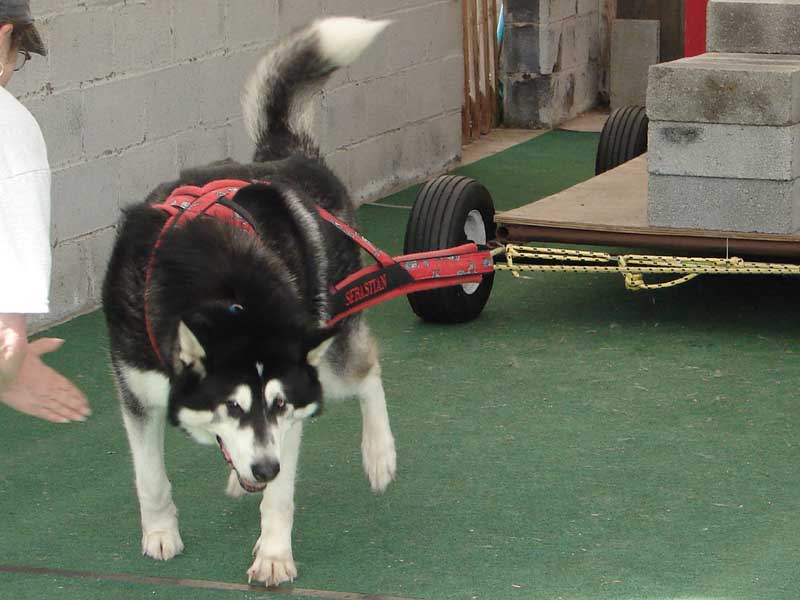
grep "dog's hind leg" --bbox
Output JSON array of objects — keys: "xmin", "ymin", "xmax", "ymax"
[
  {"xmin": 321, "ymin": 320, "xmax": 396, "ymax": 493},
  {"xmin": 248, "ymin": 420, "xmax": 303, "ymax": 586},
  {"xmin": 118, "ymin": 366, "xmax": 184, "ymax": 560}
]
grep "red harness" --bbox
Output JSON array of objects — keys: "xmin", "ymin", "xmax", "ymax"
[
  {"xmin": 144, "ymin": 180, "xmax": 258, "ymax": 365},
  {"xmin": 144, "ymin": 180, "xmax": 494, "ymax": 366}
]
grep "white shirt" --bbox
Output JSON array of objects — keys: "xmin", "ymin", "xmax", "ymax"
[{"xmin": 0, "ymin": 86, "xmax": 51, "ymax": 314}]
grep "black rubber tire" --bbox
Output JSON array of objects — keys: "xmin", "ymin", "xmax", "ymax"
[
  {"xmin": 403, "ymin": 175, "xmax": 496, "ymax": 324},
  {"xmin": 595, "ymin": 105, "xmax": 649, "ymax": 175}
]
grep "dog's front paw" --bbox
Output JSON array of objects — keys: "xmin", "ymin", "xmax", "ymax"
[
  {"xmin": 248, "ymin": 540, "xmax": 296, "ymax": 587},
  {"xmin": 362, "ymin": 430, "xmax": 396, "ymax": 493},
  {"xmin": 142, "ymin": 527, "xmax": 184, "ymax": 560}
]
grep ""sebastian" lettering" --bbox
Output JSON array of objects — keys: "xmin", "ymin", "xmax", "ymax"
[{"xmin": 344, "ymin": 273, "xmax": 388, "ymax": 306}]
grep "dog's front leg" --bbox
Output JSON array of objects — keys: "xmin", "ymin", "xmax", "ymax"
[
  {"xmin": 358, "ymin": 364, "xmax": 396, "ymax": 493},
  {"xmin": 122, "ymin": 406, "xmax": 184, "ymax": 560},
  {"xmin": 248, "ymin": 420, "xmax": 303, "ymax": 587}
]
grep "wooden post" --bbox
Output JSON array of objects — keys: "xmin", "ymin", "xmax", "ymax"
[
  {"xmin": 462, "ymin": 0, "xmax": 472, "ymax": 142},
  {"xmin": 480, "ymin": 0, "xmax": 493, "ymax": 134},
  {"xmin": 469, "ymin": 0, "xmax": 483, "ymax": 138},
  {"xmin": 489, "ymin": 0, "xmax": 499, "ymax": 127}
]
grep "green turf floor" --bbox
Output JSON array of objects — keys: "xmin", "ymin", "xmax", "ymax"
[{"xmin": 3, "ymin": 130, "xmax": 800, "ymax": 599}]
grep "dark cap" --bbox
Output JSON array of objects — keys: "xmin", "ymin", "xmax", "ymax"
[{"xmin": 0, "ymin": 0, "xmax": 46, "ymax": 56}]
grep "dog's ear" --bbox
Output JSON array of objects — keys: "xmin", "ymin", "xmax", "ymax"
[
  {"xmin": 304, "ymin": 326, "xmax": 339, "ymax": 367},
  {"xmin": 176, "ymin": 321, "xmax": 207, "ymax": 377}
]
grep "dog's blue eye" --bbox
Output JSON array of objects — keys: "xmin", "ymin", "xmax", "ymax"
[{"xmin": 228, "ymin": 304, "xmax": 244, "ymax": 314}]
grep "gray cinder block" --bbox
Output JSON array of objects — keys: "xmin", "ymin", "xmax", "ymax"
[
  {"xmin": 648, "ymin": 174, "xmax": 800, "ymax": 234},
  {"xmin": 648, "ymin": 121, "xmax": 800, "ymax": 180},
  {"xmin": 647, "ymin": 53, "xmax": 800, "ymax": 125},
  {"xmin": 708, "ymin": 0, "xmax": 800, "ymax": 55},
  {"xmin": 610, "ymin": 20, "xmax": 660, "ymax": 111},
  {"xmin": 503, "ymin": 24, "xmax": 544, "ymax": 74}
]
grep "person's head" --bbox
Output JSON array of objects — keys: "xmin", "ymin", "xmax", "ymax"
[{"xmin": 0, "ymin": 0, "xmax": 46, "ymax": 87}]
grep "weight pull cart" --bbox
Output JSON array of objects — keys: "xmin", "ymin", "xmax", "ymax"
[
  {"xmin": 398, "ymin": 106, "xmax": 800, "ymax": 325},
  {"xmin": 154, "ymin": 105, "xmax": 800, "ymax": 328}
]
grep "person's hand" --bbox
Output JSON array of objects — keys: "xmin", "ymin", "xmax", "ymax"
[{"xmin": 0, "ymin": 338, "xmax": 91, "ymax": 423}]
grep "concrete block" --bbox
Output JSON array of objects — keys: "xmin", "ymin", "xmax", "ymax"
[
  {"xmin": 610, "ymin": 19, "xmax": 659, "ymax": 110},
  {"xmin": 648, "ymin": 174, "xmax": 800, "ymax": 234},
  {"xmin": 226, "ymin": 0, "xmax": 280, "ymax": 48},
  {"xmin": 503, "ymin": 24, "xmax": 544, "ymax": 74},
  {"xmin": 348, "ymin": 130, "xmax": 402, "ymax": 203},
  {"xmin": 505, "ymin": 0, "xmax": 544, "ymax": 23},
  {"xmin": 347, "ymin": 8, "xmax": 430, "ymax": 80},
  {"xmin": 549, "ymin": 0, "xmax": 578, "ymax": 22},
  {"xmin": 320, "ymin": 83, "xmax": 370, "ymax": 150},
  {"xmin": 426, "ymin": 1, "xmax": 462, "ymax": 60},
  {"xmin": 82, "ymin": 78, "xmax": 148, "ymax": 156},
  {"xmin": 85, "ymin": 226, "xmax": 117, "ymax": 303},
  {"xmin": 404, "ymin": 55, "xmax": 462, "ymax": 123},
  {"xmin": 560, "ymin": 18, "xmax": 578, "ymax": 70},
  {"xmin": 143, "ymin": 64, "xmax": 204, "ymax": 138},
  {"xmin": 227, "ymin": 118, "xmax": 255, "ymax": 164},
  {"xmin": 276, "ymin": 0, "xmax": 325, "ymax": 31},
  {"xmin": 574, "ymin": 61, "xmax": 600, "ymax": 114},
  {"xmin": 49, "ymin": 238, "xmax": 90, "ymax": 324},
  {"xmin": 503, "ymin": 73, "xmax": 553, "ymax": 127},
  {"xmin": 578, "ymin": 0, "xmax": 597, "ymax": 15},
  {"xmin": 708, "ymin": 0, "xmax": 800, "ymax": 54},
  {"xmin": 647, "ymin": 53, "xmax": 800, "ymax": 125},
  {"xmin": 176, "ymin": 127, "xmax": 229, "ymax": 171},
  {"xmin": 542, "ymin": 66, "xmax": 599, "ymax": 125},
  {"xmin": 24, "ymin": 90, "xmax": 83, "ymax": 168},
  {"xmin": 48, "ymin": 7, "xmax": 114, "ymax": 88},
  {"xmin": 648, "ymin": 121, "xmax": 800, "ymax": 180},
  {"xmin": 117, "ymin": 139, "xmax": 177, "ymax": 210},
  {"xmin": 173, "ymin": 0, "xmax": 225, "ymax": 60},
  {"xmin": 322, "ymin": 148, "xmax": 351, "ymax": 195},
  {"xmin": 52, "ymin": 155, "xmax": 119, "ymax": 243},
  {"xmin": 576, "ymin": 12, "xmax": 600, "ymax": 65},
  {"xmin": 112, "ymin": 1, "xmax": 173, "ymax": 73},
  {"xmin": 7, "ymin": 42, "xmax": 49, "ymax": 97},
  {"xmin": 196, "ymin": 51, "xmax": 258, "ymax": 126},
  {"xmin": 29, "ymin": 0, "xmax": 71, "ymax": 16}
]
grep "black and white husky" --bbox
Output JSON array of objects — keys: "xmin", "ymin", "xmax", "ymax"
[{"xmin": 102, "ymin": 17, "xmax": 396, "ymax": 587}]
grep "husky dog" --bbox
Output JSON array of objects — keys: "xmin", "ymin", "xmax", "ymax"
[{"xmin": 102, "ymin": 18, "xmax": 396, "ymax": 586}]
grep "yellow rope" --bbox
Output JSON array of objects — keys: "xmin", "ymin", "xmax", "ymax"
[{"xmin": 495, "ymin": 245, "xmax": 800, "ymax": 291}]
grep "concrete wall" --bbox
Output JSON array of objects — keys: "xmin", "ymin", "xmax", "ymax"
[
  {"xmin": 11, "ymin": 0, "xmax": 462, "ymax": 327},
  {"xmin": 501, "ymin": 0, "xmax": 600, "ymax": 128}
]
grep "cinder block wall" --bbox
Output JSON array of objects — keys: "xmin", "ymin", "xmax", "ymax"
[
  {"xmin": 502, "ymin": 0, "xmax": 600, "ymax": 127},
  {"xmin": 11, "ymin": 0, "xmax": 462, "ymax": 327}
]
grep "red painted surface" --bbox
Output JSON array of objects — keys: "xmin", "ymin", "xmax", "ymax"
[{"xmin": 685, "ymin": 0, "xmax": 709, "ymax": 57}]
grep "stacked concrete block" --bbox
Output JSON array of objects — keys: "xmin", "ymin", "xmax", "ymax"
[
  {"xmin": 13, "ymin": 0, "xmax": 463, "ymax": 327},
  {"xmin": 647, "ymin": 2, "xmax": 800, "ymax": 234},
  {"xmin": 610, "ymin": 20, "xmax": 660, "ymax": 110},
  {"xmin": 502, "ymin": 0, "xmax": 600, "ymax": 128},
  {"xmin": 708, "ymin": 0, "xmax": 800, "ymax": 54}
]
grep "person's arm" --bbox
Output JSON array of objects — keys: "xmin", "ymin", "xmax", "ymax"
[{"xmin": 0, "ymin": 313, "xmax": 26, "ymax": 390}]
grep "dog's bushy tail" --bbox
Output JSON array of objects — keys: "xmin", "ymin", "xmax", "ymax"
[{"xmin": 242, "ymin": 17, "xmax": 389, "ymax": 162}]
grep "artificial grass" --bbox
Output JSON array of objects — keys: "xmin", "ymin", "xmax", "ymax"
[{"xmin": 3, "ymin": 130, "xmax": 800, "ymax": 599}]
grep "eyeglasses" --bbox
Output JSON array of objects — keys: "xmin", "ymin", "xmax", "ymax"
[{"xmin": 14, "ymin": 49, "xmax": 30, "ymax": 72}]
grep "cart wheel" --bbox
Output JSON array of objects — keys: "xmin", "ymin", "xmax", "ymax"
[
  {"xmin": 595, "ymin": 105, "xmax": 649, "ymax": 175},
  {"xmin": 404, "ymin": 175, "xmax": 496, "ymax": 323}
]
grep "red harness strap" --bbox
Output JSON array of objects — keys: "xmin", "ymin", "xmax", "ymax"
[
  {"xmin": 316, "ymin": 206, "xmax": 494, "ymax": 326},
  {"xmin": 144, "ymin": 180, "xmax": 495, "ymax": 365},
  {"xmin": 144, "ymin": 179, "xmax": 257, "ymax": 366}
]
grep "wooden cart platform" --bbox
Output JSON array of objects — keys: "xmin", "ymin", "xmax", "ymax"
[{"xmin": 495, "ymin": 156, "xmax": 800, "ymax": 259}]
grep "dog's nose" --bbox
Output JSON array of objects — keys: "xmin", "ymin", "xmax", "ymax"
[{"xmin": 251, "ymin": 460, "xmax": 280, "ymax": 482}]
